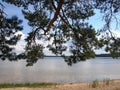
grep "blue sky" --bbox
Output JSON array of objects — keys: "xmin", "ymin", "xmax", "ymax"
[
  {"xmin": 1, "ymin": 1, "xmax": 120, "ymax": 55},
  {"xmin": 1, "ymin": 2, "xmax": 105, "ymax": 34},
  {"xmin": 2, "ymin": 1, "xmax": 120, "ymax": 32},
  {"xmin": 2, "ymin": 2, "xmax": 31, "ymax": 34}
]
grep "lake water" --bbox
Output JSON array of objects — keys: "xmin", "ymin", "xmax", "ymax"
[{"xmin": 0, "ymin": 57, "xmax": 120, "ymax": 84}]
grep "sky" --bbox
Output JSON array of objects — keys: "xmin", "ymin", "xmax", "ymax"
[{"xmin": 1, "ymin": 1, "xmax": 120, "ymax": 55}]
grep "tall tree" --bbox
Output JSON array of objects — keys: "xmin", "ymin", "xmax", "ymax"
[
  {"xmin": 0, "ymin": 3, "xmax": 23, "ymax": 61},
  {"xmin": 0, "ymin": 0, "xmax": 120, "ymax": 66}
]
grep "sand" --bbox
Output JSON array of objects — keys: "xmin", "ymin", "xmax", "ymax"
[{"xmin": 0, "ymin": 80, "xmax": 120, "ymax": 90}]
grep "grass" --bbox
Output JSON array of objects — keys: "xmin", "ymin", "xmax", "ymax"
[
  {"xmin": 0, "ymin": 83, "xmax": 57, "ymax": 88},
  {"xmin": 91, "ymin": 80, "xmax": 99, "ymax": 88},
  {"xmin": 103, "ymin": 79, "xmax": 111, "ymax": 86},
  {"xmin": 0, "ymin": 79, "xmax": 118, "ymax": 89},
  {"xmin": 90, "ymin": 79, "xmax": 114, "ymax": 88}
]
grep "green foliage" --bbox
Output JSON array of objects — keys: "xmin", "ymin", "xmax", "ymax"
[
  {"xmin": 25, "ymin": 44, "xmax": 44, "ymax": 66},
  {"xmin": 91, "ymin": 80, "xmax": 99, "ymax": 88},
  {"xmin": 0, "ymin": 0, "xmax": 120, "ymax": 66},
  {"xmin": 0, "ymin": 83, "xmax": 56, "ymax": 88},
  {"xmin": 0, "ymin": 4, "xmax": 23, "ymax": 61},
  {"xmin": 105, "ymin": 38, "xmax": 120, "ymax": 58}
]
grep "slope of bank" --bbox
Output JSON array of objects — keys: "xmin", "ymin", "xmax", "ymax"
[{"xmin": 0, "ymin": 79, "xmax": 120, "ymax": 90}]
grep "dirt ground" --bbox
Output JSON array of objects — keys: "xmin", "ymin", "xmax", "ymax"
[{"xmin": 0, "ymin": 80, "xmax": 120, "ymax": 90}]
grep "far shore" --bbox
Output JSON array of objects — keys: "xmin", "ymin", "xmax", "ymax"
[{"xmin": 0, "ymin": 79, "xmax": 120, "ymax": 90}]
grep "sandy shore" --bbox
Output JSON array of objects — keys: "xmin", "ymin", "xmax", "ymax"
[{"xmin": 0, "ymin": 80, "xmax": 120, "ymax": 90}]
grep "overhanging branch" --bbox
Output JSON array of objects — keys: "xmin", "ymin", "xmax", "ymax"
[
  {"xmin": 51, "ymin": 0, "xmax": 73, "ymax": 30},
  {"xmin": 44, "ymin": 0, "xmax": 64, "ymax": 34}
]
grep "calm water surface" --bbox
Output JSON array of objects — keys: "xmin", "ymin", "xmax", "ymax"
[{"xmin": 0, "ymin": 57, "xmax": 120, "ymax": 83}]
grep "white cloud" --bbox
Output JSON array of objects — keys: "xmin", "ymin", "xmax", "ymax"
[
  {"xmin": 13, "ymin": 30, "xmax": 120, "ymax": 55},
  {"xmin": 13, "ymin": 31, "xmax": 26, "ymax": 53},
  {"xmin": 13, "ymin": 32, "xmax": 56, "ymax": 55},
  {"xmin": 43, "ymin": 48, "xmax": 55, "ymax": 56},
  {"xmin": 112, "ymin": 30, "xmax": 120, "ymax": 38},
  {"xmin": 12, "ymin": 29, "xmax": 120, "ymax": 55},
  {"xmin": 15, "ymin": 31, "xmax": 26, "ymax": 40}
]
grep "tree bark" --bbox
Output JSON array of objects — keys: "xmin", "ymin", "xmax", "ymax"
[{"xmin": 44, "ymin": 0, "xmax": 64, "ymax": 34}]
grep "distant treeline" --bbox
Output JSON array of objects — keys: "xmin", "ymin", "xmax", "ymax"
[
  {"xmin": 96, "ymin": 54, "xmax": 111, "ymax": 57},
  {"xmin": 46, "ymin": 54, "xmax": 112, "ymax": 57}
]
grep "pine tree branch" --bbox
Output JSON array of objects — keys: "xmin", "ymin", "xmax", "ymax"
[
  {"xmin": 51, "ymin": 0, "xmax": 73, "ymax": 30},
  {"xmin": 44, "ymin": 0, "xmax": 64, "ymax": 34}
]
